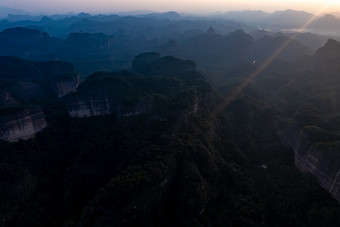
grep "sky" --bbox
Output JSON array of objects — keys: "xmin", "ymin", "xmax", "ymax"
[{"xmin": 0, "ymin": 0, "xmax": 340, "ymax": 15}]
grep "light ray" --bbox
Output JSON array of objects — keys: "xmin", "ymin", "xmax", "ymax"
[{"xmin": 214, "ymin": 1, "xmax": 333, "ymax": 116}]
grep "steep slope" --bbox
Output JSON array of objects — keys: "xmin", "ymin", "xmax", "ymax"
[
  {"xmin": 0, "ymin": 92, "xmax": 46, "ymax": 142},
  {"xmin": 0, "ymin": 57, "xmax": 79, "ymax": 142},
  {"xmin": 0, "ymin": 105, "xmax": 47, "ymax": 142},
  {"xmin": 65, "ymin": 55, "xmax": 210, "ymax": 119},
  {"xmin": 0, "ymin": 56, "xmax": 79, "ymax": 100},
  {"xmin": 254, "ymin": 35, "xmax": 312, "ymax": 61},
  {"xmin": 259, "ymin": 39, "xmax": 340, "ymax": 203}
]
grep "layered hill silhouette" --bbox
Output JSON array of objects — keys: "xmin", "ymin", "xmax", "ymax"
[{"xmin": 0, "ymin": 26, "xmax": 314, "ymax": 77}]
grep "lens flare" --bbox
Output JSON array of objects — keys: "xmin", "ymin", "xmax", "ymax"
[{"xmin": 215, "ymin": 1, "xmax": 333, "ymax": 116}]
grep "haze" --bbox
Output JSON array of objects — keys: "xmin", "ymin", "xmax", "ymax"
[{"xmin": 1, "ymin": 0, "xmax": 340, "ymax": 14}]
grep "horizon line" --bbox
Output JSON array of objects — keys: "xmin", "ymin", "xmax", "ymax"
[{"xmin": 0, "ymin": 6, "xmax": 335, "ymax": 17}]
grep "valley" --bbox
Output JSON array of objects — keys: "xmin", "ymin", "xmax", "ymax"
[{"xmin": 1, "ymin": 8, "xmax": 340, "ymax": 226}]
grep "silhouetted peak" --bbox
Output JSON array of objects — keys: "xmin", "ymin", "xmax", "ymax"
[
  {"xmin": 0, "ymin": 26, "xmax": 53, "ymax": 40},
  {"xmin": 316, "ymin": 38, "xmax": 340, "ymax": 55},
  {"xmin": 132, "ymin": 52, "xmax": 161, "ymax": 72},
  {"xmin": 205, "ymin": 26, "xmax": 215, "ymax": 34},
  {"xmin": 162, "ymin": 11, "xmax": 181, "ymax": 17},
  {"xmin": 320, "ymin": 13, "xmax": 337, "ymax": 20},
  {"xmin": 78, "ymin": 12, "xmax": 91, "ymax": 17},
  {"xmin": 324, "ymin": 39, "xmax": 340, "ymax": 49},
  {"xmin": 273, "ymin": 9, "xmax": 312, "ymax": 17},
  {"xmin": 1, "ymin": 27, "xmax": 41, "ymax": 35},
  {"xmin": 146, "ymin": 11, "xmax": 181, "ymax": 19},
  {"xmin": 40, "ymin": 16, "xmax": 53, "ymax": 22},
  {"xmin": 307, "ymin": 13, "xmax": 340, "ymax": 30},
  {"xmin": 227, "ymin": 29, "xmax": 251, "ymax": 40},
  {"xmin": 132, "ymin": 53, "xmax": 196, "ymax": 75},
  {"xmin": 313, "ymin": 13, "xmax": 339, "ymax": 25},
  {"xmin": 314, "ymin": 39, "xmax": 340, "ymax": 70}
]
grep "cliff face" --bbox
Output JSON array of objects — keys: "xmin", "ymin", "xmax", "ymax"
[
  {"xmin": 52, "ymin": 79, "xmax": 78, "ymax": 98},
  {"xmin": 66, "ymin": 95, "xmax": 114, "ymax": 118},
  {"xmin": 64, "ymin": 64, "xmax": 211, "ymax": 120},
  {"xmin": 66, "ymin": 95, "xmax": 155, "ymax": 118},
  {"xmin": 278, "ymin": 124, "xmax": 340, "ymax": 202},
  {"xmin": 33, "ymin": 60, "xmax": 80, "ymax": 98},
  {"xmin": 0, "ymin": 57, "xmax": 79, "ymax": 100},
  {"xmin": 269, "ymin": 39, "xmax": 340, "ymax": 203},
  {"xmin": 0, "ymin": 107, "xmax": 47, "ymax": 142},
  {"xmin": 50, "ymin": 74, "xmax": 80, "ymax": 98}
]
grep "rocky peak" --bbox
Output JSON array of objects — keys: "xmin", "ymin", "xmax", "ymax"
[
  {"xmin": 314, "ymin": 39, "xmax": 340, "ymax": 71},
  {"xmin": 205, "ymin": 26, "xmax": 216, "ymax": 35}
]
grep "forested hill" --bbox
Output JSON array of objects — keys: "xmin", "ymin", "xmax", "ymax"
[{"xmin": 1, "ymin": 52, "xmax": 340, "ymax": 226}]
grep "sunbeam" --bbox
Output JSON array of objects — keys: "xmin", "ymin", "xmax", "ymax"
[{"xmin": 214, "ymin": 1, "xmax": 333, "ymax": 116}]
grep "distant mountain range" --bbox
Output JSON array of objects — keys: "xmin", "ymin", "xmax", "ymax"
[
  {"xmin": 215, "ymin": 9, "xmax": 340, "ymax": 37},
  {"xmin": 214, "ymin": 9, "xmax": 313, "ymax": 28},
  {"xmin": 0, "ymin": 8, "xmax": 339, "ymax": 76},
  {"xmin": 0, "ymin": 6, "xmax": 27, "ymax": 18},
  {"xmin": 307, "ymin": 14, "xmax": 340, "ymax": 35},
  {"xmin": 1, "ymin": 7, "xmax": 340, "ymax": 33}
]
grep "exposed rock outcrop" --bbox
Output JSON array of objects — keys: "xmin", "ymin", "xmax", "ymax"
[
  {"xmin": 33, "ymin": 60, "xmax": 80, "ymax": 98},
  {"xmin": 64, "ymin": 66, "xmax": 211, "ymax": 120},
  {"xmin": 50, "ymin": 78, "xmax": 79, "ymax": 98},
  {"xmin": 0, "ymin": 56, "xmax": 79, "ymax": 100},
  {"xmin": 0, "ymin": 106, "xmax": 47, "ymax": 142},
  {"xmin": 278, "ymin": 123, "xmax": 340, "ymax": 202},
  {"xmin": 66, "ymin": 95, "xmax": 114, "ymax": 118},
  {"xmin": 66, "ymin": 95, "xmax": 154, "ymax": 119}
]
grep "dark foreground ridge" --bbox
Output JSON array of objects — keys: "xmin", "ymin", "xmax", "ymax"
[{"xmin": 0, "ymin": 51, "xmax": 340, "ymax": 226}]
